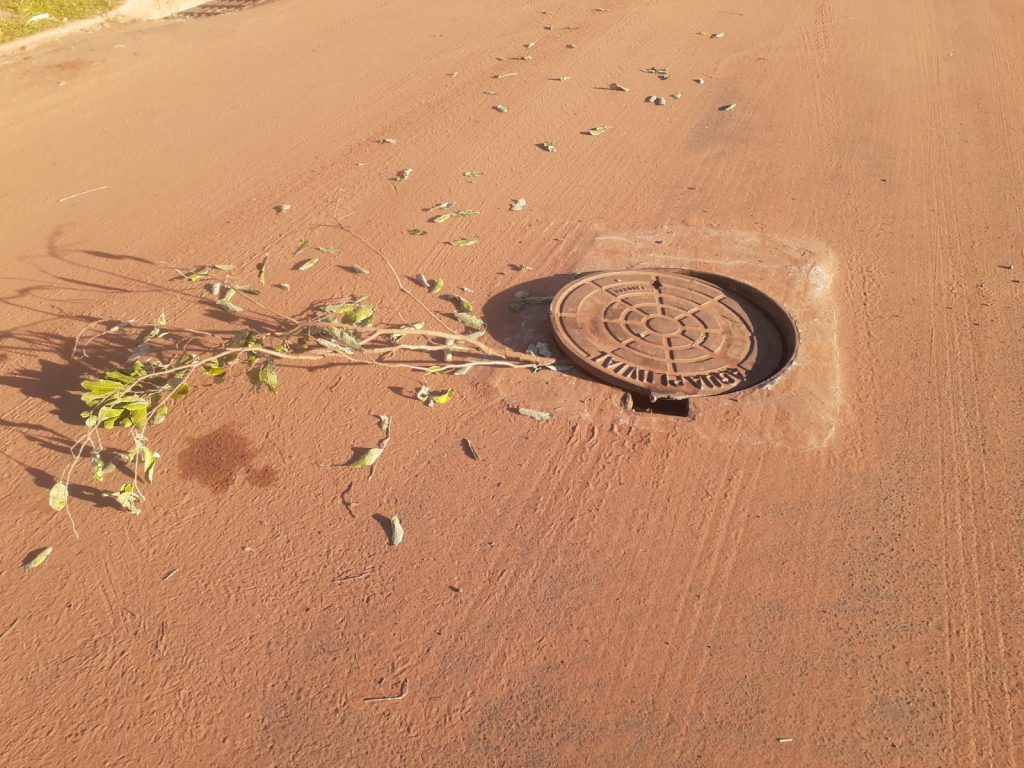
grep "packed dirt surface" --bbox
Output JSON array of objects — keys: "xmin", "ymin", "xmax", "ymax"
[{"xmin": 2, "ymin": 0, "xmax": 1023, "ymax": 765}]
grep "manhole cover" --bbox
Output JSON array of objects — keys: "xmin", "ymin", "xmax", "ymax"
[
  {"xmin": 550, "ymin": 269, "xmax": 794, "ymax": 399},
  {"xmin": 179, "ymin": 0, "xmax": 269, "ymax": 17}
]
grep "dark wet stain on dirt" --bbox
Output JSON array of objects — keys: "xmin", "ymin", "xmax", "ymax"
[{"xmin": 178, "ymin": 425, "xmax": 278, "ymax": 492}]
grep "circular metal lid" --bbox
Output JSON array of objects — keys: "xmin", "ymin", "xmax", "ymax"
[{"xmin": 550, "ymin": 269, "xmax": 787, "ymax": 399}]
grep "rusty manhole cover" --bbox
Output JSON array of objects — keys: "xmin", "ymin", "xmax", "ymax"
[
  {"xmin": 179, "ymin": 0, "xmax": 269, "ymax": 17},
  {"xmin": 550, "ymin": 269, "xmax": 795, "ymax": 399}
]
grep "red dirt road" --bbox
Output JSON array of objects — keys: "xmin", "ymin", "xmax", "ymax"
[{"xmin": 1, "ymin": 1, "xmax": 1023, "ymax": 765}]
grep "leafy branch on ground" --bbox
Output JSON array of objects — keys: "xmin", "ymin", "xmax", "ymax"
[{"xmin": 49, "ymin": 252, "xmax": 556, "ymax": 534}]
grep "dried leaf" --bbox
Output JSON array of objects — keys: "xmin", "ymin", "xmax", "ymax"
[
  {"xmin": 415, "ymin": 273, "xmax": 430, "ymax": 288},
  {"xmin": 455, "ymin": 210, "xmax": 479, "ymax": 217},
  {"xmin": 350, "ymin": 265, "xmax": 371, "ymax": 275},
  {"xmin": 494, "ymin": 73, "xmax": 518, "ymax": 79},
  {"xmin": 585, "ymin": 125, "xmax": 610, "ymax": 135},
  {"xmin": 720, "ymin": 103, "xmax": 737, "ymax": 111},
  {"xmin": 408, "ymin": 228, "xmax": 428, "ymax": 236},
  {"xmin": 526, "ymin": 341, "xmax": 552, "ymax": 357},
  {"xmin": 510, "ymin": 198, "xmax": 527, "ymax": 211},
  {"xmin": 395, "ymin": 168, "xmax": 413, "ymax": 181},
  {"xmin": 317, "ymin": 246, "xmax": 339, "ymax": 254},
  {"xmin": 213, "ymin": 264, "xmax": 236, "ymax": 272},
  {"xmin": 379, "ymin": 138, "xmax": 397, "ymax": 144},
  {"xmin": 710, "ymin": 31, "xmax": 725, "ymax": 38},
  {"xmin": 48, "ymin": 482, "xmax": 69, "ymax": 512},
  {"xmin": 513, "ymin": 263, "xmax": 533, "ymax": 271},
  {"xmin": 22, "ymin": 546, "xmax": 53, "ymax": 570},
  {"xmin": 427, "ymin": 201, "xmax": 453, "ymax": 211},
  {"xmin": 390, "ymin": 516, "xmax": 404, "ymax": 546},
  {"xmin": 274, "ymin": 204, "xmax": 291, "ymax": 214},
  {"xmin": 654, "ymin": 96, "xmax": 667, "ymax": 106},
  {"xmin": 449, "ymin": 237, "xmax": 480, "ymax": 247},
  {"xmin": 256, "ymin": 254, "xmax": 268, "ymax": 284},
  {"xmin": 455, "ymin": 311, "xmax": 485, "ymax": 329},
  {"xmin": 348, "ymin": 447, "xmax": 384, "ymax": 468},
  {"xmin": 377, "ymin": 414, "xmax": 391, "ymax": 434},
  {"xmin": 494, "ymin": 105, "xmax": 509, "ymax": 113},
  {"xmin": 671, "ymin": 92, "xmax": 682, "ymax": 99},
  {"xmin": 463, "ymin": 171, "xmax": 484, "ymax": 177},
  {"xmin": 516, "ymin": 407, "xmax": 553, "ymax": 421},
  {"xmin": 610, "ymin": 82, "xmax": 629, "ymax": 91},
  {"xmin": 539, "ymin": 141, "xmax": 556, "ymax": 152},
  {"xmin": 297, "ymin": 257, "xmax": 319, "ymax": 271},
  {"xmin": 430, "ymin": 213, "xmax": 453, "ymax": 224},
  {"xmin": 295, "ymin": 239, "xmax": 308, "ymax": 254}
]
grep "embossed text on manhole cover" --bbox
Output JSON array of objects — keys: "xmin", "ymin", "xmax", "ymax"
[{"xmin": 550, "ymin": 269, "xmax": 793, "ymax": 399}]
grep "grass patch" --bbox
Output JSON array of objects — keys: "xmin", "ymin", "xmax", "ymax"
[{"xmin": 1, "ymin": 0, "xmax": 119, "ymax": 43}]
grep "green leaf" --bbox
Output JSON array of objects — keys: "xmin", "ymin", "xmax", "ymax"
[
  {"xmin": 48, "ymin": 483, "xmax": 69, "ymax": 512},
  {"xmin": 539, "ymin": 141, "xmax": 556, "ymax": 153},
  {"xmin": 258, "ymin": 360, "xmax": 279, "ymax": 393},
  {"xmin": 430, "ymin": 213, "xmax": 453, "ymax": 224},
  {"xmin": 448, "ymin": 237, "xmax": 479, "ymax": 247},
  {"xmin": 108, "ymin": 483, "xmax": 142, "ymax": 515},
  {"xmin": 455, "ymin": 311, "xmax": 485, "ymax": 329},
  {"xmin": 454, "ymin": 210, "xmax": 480, "ymax": 217},
  {"xmin": 463, "ymin": 171, "xmax": 485, "ymax": 177},
  {"xmin": 143, "ymin": 446, "xmax": 157, "ymax": 483},
  {"xmin": 347, "ymin": 447, "xmax": 384, "ymax": 468},
  {"xmin": 295, "ymin": 238, "xmax": 309, "ymax": 254},
  {"xmin": 185, "ymin": 267, "xmax": 210, "ymax": 281},
  {"xmin": 429, "ymin": 278, "xmax": 444, "ymax": 294},
  {"xmin": 390, "ymin": 516, "xmax": 404, "ymax": 546},
  {"xmin": 22, "ymin": 546, "xmax": 53, "ymax": 570},
  {"xmin": 451, "ymin": 295, "xmax": 474, "ymax": 312},
  {"xmin": 431, "ymin": 389, "xmax": 454, "ymax": 406},
  {"xmin": 296, "ymin": 257, "xmax": 319, "ymax": 271}
]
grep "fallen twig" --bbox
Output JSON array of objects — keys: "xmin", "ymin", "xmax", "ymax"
[
  {"xmin": 58, "ymin": 186, "xmax": 109, "ymax": 203},
  {"xmin": 364, "ymin": 678, "xmax": 409, "ymax": 702}
]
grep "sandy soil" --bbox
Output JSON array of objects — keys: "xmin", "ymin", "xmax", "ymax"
[{"xmin": 1, "ymin": 0, "xmax": 1023, "ymax": 765}]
